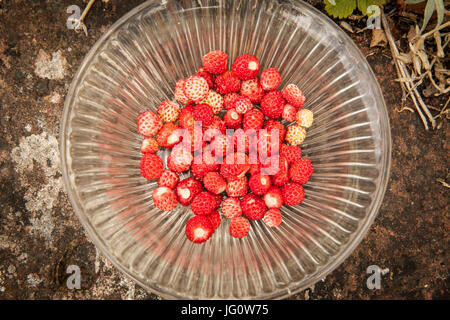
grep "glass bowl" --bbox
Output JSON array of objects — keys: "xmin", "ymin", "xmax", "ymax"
[{"xmin": 60, "ymin": 0, "xmax": 391, "ymax": 299}]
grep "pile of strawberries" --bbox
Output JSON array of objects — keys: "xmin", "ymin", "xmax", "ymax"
[{"xmin": 137, "ymin": 50, "xmax": 314, "ymax": 243}]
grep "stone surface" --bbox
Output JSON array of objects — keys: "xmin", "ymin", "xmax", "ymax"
[{"xmin": 0, "ymin": 0, "xmax": 448, "ymax": 300}]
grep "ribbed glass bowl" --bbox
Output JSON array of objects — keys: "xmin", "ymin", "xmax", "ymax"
[{"xmin": 61, "ymin": 0, "xmax": 391, "ymax": 299}]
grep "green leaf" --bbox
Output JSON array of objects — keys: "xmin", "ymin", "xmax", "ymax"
[
  {"xmin": 358, "ymin": 0, "xmax": 386, "ymax": 16},
  {"xmin": 420, "ymin": 0, "xmax": 435, "ymax": 33},
  {"xmin": 324, "ymin": 0, "xmax": 357, "ymax": 19},
  {"xmin": 434, "ymin": 0, "xmax": 445, "ymax": 29}
]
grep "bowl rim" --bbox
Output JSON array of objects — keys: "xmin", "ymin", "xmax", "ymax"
[{"xmin": 60, "ymin": 0, "xmax": 392, "ymax": 299}]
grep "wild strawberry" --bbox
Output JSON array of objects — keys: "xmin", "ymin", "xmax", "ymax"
[
  {"xmin": 140, "ymin": 153, "xmax": 164, "ymax": 180},
  {"xmin": 201, "ymin": 145, "xmax": 221, "ymax": 172},
  {"xmin": 152, "ymin": 186, "xmax": 178, "ymax": 211},
  {"xmin": 178, "ymin": 105, "xmax": 195, "ymax": 129},
  {"xmin": 197, "ymin": 67, "xmax": 215, "ymax": 88},
  {"xmin": 191, "ymin": 191, "xmax": 217, "ymax": 216},
  {"xmin": 248, "ymin": 173, "xmax": 272, "ymax": 195},
  {"xmin": 203, "ymin": 172, "xmax": 227, "ymax": 194},
  {"xmin": 282, "ymin": 84, "xmax": 305, "ymax": 108},
  {"xmin": 203, "ymin": 116, "xmax": 226, "ymax": 141},
  {"xmin": 201, "ymin": 90, "xmax": 224, "ymax": 114},
  {"xmin": 280, "ymin": 144, "xmax": 302, "ymax": 164},
  {"xmin": 260, "ymin": 68, "xmax": 282, "ymax": 91},
  {"xmin": 263, "ymin": 119, "xmax": 286, "ymax": 144},
  {"xmin": 156, "ymin": 123, "xmax": 183, "ymax": 148},
  {"xmin": 183, "ymin": 125, "xmax": 205, "ymax": 152},
  {"xmin": 210, "ymin": 134, "xmax": 233, "ymax": 158},
  {"xmin": 176, "ymin": 177, "xmax": 202, "ymax": 206},
  {"xmin": 140, "ymin": 137, "xmax": 158, "ymax": 154},
  {"xmin": 282, "ymin": 104, "xmax": 297, "ymax": 122},
  {"xmin": 296, "ymin": 109, "xmax": 314, "ymax": 128},
  {"xmin": 167, "ymin": 144, "xmax": 193, "ymax": 173},
  {"xmin": 289, "ymin": 158, "xmax": 314, "ymax": 184},
  {"xmin": 226, "ymin": 176, "xmax": 248, "ymax": 197},
  {"xmin": 203, "ymin": 50, "xmax": 228, "ymax": 74},
  {"xmin": 263, "ymin": 186, "xmax": 283, "ymax": 209},
  {"xmin": 243, "ymin": 108, "xmax": 264, "ymax": 131},
  {"xmin": 185, "ymin": 215, "xmax": 214, "ymax": 243},
  {"xmin": 263, "ymin": 209, "xmax": 282, "ymax": 227},
  {"xmin": 224, "ymin": 109, "xmax": 242, "ymax": 129},
  {"xmin": 256, "ymin": 129, "xmax": 280, "ymax": 158},
  {"xmin": 158, "ymin": 100, "xmax": 180, "ymax": 123},
  {"xmin": 232, "ymin": 128, "xmax": 255, "ymax": 154},
  {"xmin": 220, "ymin": 153, "xmax": 250, "ymax": 181},
  {"xmin": 234, "ymin": 96, "xmax": 253, "ymax": 114},
  {"xmin": 229, "ymin": 216, "xmax": 250, "ymax": 238},
  {"xmin": 208, "ymin": 210, "xmax": 221, "ymax": 231},
  {"xmin": 266, "ymin": 156, "xmax": 289, "ymax": 186},
  {"xmin": 193, "ymin": 103, "xmax": 214, "ymax": 126},
  {"xmin": 232, "ymin": 54, "xmax": 260, "ymax": 80},
  {"xmin": 241, "ymin": 193, "xmax": 266, "ymax": 220},
  {"xmin": 214, "ymin": 71, "xmax": 241, "ymax": 95},
  {"xmin": 213, "ymin": 193, "xmax": 224, "ymax": 209},
  {"xmin": 240, "ymin": 78, "xmax": 264, "ymax": 104},
  {"xmin": 223, "ymin": 92, "xmax": 241, "ymax": 110},
  {"xmin": 282, "ymin": 182, "xmax": 305, "ymax": 206},
  {"xmin": 174, "ymin": 79, "xmax": 191, "ymax": 105},
  {"xmin": 184, "ymin": 75, "xmax": 209, "ymax": 102},
  {"xmin": 260, "ymin": 90, "xmax": 285, "ymax": 119},
  {"xmin": 221, "ymin": 197, "xmax": 242, "ymax": 219},
  {"xmin": 137, "ymin": 110, "xmax": 163, "ymax": 137},
  {"xmin": 285, "ymin": 124, "xmax": 306, "ymax": 146},
  {"xmin": 158, "ymin": 170, "xmax": 179, "ymax": 189},
  {"xmin": 248, "ymin": 162, "xmax": 261, "ymax": 176},
  {"xmin": 191, "ymin": 154, "xmax": 212, "ymax": 181}
]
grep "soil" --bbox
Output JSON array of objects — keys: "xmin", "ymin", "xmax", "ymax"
[{"xmin": 0, "ymin": 0, "xmax": 448, "ymax": 300}]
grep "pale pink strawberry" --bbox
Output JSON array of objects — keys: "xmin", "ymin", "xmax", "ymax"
[
  {"xmin": 282, "ymin": 84, "xmax": 306, "ymax": 108},
  {"xmin": 240, "ymin": 78, "xmax": 264, "ymax": 104},
  {"xmin": 174, "ymin": 79, "xmax": 191, "ymax": 105},
  {"xmin": 201, "ymin": 90, "xmax": 224, "ymax": 114},
  {"xmin": 184, "ymin": 75, "xmax": 209, "ymax": 102},
  {"xmin": 234, "ymin": 96, "xmax": 253, "ymax": 114},
  {"xmin": 221, "ymin": 197, "xmax": 242, "ymax": 219},
  {"xmin": 167, "ymin": 143, "xmax": 193, "ymax": 173},
  {"xmin": 263, "ymin": 186, "xmax": 283, "ymax": 209},
  {"xmin": 137, "ymin": 110, "xmax": 163, "ymax": 137},
  {"xmin": 157, "ymin": 100, "xmax": 180, "ymax": 123},
  {"xmin": 260, "ymin": 68, "xmax": 282, "ymax": 91},
  {"xmin": 210, "ymin": 134, "xmax": 233, "ymax": 158},
  {"xmin": 140, "ymin": 137, "xmax": 159, "ymax": 154},
  {"xmin": 296, "ymin": 109, "xmax": 314, "ymax": 128},
  {"xmin": 285, "ymin": 124, "xmax": 306, "ymax": 146},
  {"xmin": 282, "ymin": 104, "xmax": 297, "ymax": 122}
]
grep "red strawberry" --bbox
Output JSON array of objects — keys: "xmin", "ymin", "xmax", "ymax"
[
  {"xmin": 210, "ymin": 134, "xmax": 233, "ymax": 158},
  {"xmin": 264, "ymin": 155, "xmax": 289, "ymax": 184},
  {"xmin": 289, "ymin": 158, "xmax": 314, "ymax": 184},
  {"xmin": 174, "ymin": 79, "xmax": 191, "ymax": 105},
  {"xmin": 156, "ymin": 123, "xmax": 183, "ymax": 148},
  {"xmin": 234, "ymin": 96, "xmax": 253, "ymax": 114},
  {"xmin": 201, "ymin": 90, "xmax": 224, "ymax": 114},
  {"xmin": 232, "ymin": 128, "xmax": 255, "ymax": 154},
  {"xmin": 241, "ymin": 193, "xmax": 266, "ymax": 220},
  {"xmin": 176, "ymin": 177, "xmax": 203, "ymax": 206},
  {"xmin": 240, "ymin": 78, "xmax": 264, "ymax": 104},
  {"xmin": 226, "ymin": 176, "xmax": 248, "ymax": 197},
  {"xmin": 263, "ymin": 186, "xmax": 283, "ymax": 209},
  {"xmin": 223, "ymin": 92, "xmax": 241, "ymax": 110},
  {"xmin": 193, "ymin": 103, "xmax": 214, "ymax": 127},
  {"xmin": 282, "ymin": 104, "xmax": 297, "ymax": 122},
  {"xmin": 248, "ymin": 162, "xmax": 261, "ymax": 176},
  {"xmin": 191, "ymin": 191, "xmax": 217, "ymax": 216},
  {"xmin": 140, "ymin": 137, "xmax": 158, "ymax": 154},
  {"xmin": 201, "ymin": 145, "xmax": 221, "ymax": 172},
  {"xmin": 152, "ymin": 187, "xmax": 178, "ymax": 211},
  {"xmin": 221, "ymin": 197, "xmax": 242, "ymax": 219},
  {"xmin": 213, "ymin": 193, "xmax": 224, "ymax": 209},
  {"xmin": 263, "ymin": 119, "xmax": 286, "ymax": 144},
  {"xmin": 167, "ymin": 144, "xmax": 193, "ymax": 173},
  {"xmin": 184, "ymin": 75, "xmax": 209, "ymax": 102},
  {"xmin": 158, "ymin": 100, "xmax": 180, "ymax": 123},
  {"xmin": 140, "ymin": 153, "xmax": 163, "ymax": 180},
  {"xmin": 263, "ymin": 208, "xmax": 282, "ymax": 227},
  {"xmin": 282, "ymin": 84, "xmax": 305, "ymax": 108},
  {"xmin": 243, "ymin": 108, "xmax": 264, "ymax": 131},
  {"xmin": 224, "ymin": 109, "xmax": 242, "ymax": 129},
  {"xmin": 191, "ymin": 154, "xmax": 212, "ymax": 181},
  {"xmin": 208, "ymin": 210, "xmax": 221, "ymax": 231},
  {"xmin": 281, "ymin": 182, "xmax": 305, "ymax": 206},
  {"xmin": 229, "ymin": 216, "xmax": 250, "ymax": 238},
  {"xmin": 260, "ymin": 68, "xmax": 282, "ymax": 91},
  {"xmin": 220, "ymin": 153, "xmax": 250, "ymax": 181},
  {"xmin": 232, "ymin": 54, "xmax": 260, "ymax": 80},
  {"xmin": 256, "ymin": 129, "xmax": 281, "ymax": 158},
  {"xmin": 248, "ymin": 173, "xmax": 272, "ymax": 195},
  {"xmin": 158, "ymin": 170, "xmax": 179, "ymax": 189},
  {"xmin": 182, "ymin": 124, "xmax": 205, "ymax": 152},
  {"xmin": 178, "ymin": 105, "xmax": 195, "ymax": 129},
  {"xmin": 260, "ymin": 90, "xmax": 285, "ymax": 119},
  {"xmin": 185, "ymin": 215, "xmax": 214, "ymax": 243},
  {"xmin": 203, "ymin": 172, "xmax": 227, "ymax": 194},
  {"xmin": 203, "ymin": 116, "xmax": 226, "ymax": 141},
  {"xmin": 197, "ymin": 67, "xmax": 215, "ymax": 88},
  {"xmin": 203, "ymin": 50, "xmax": 228, "ymax": 74},
  {"xmin": 214, "ymin": 71, "xmax": 241, "ymax": 95},
  {"xmin": 280, "ymin": 144, "xmax": 302, "ymax": 164},
  {"xmin": 137, "ymin": 110, "xmax": 163, "ymax": 137}
]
